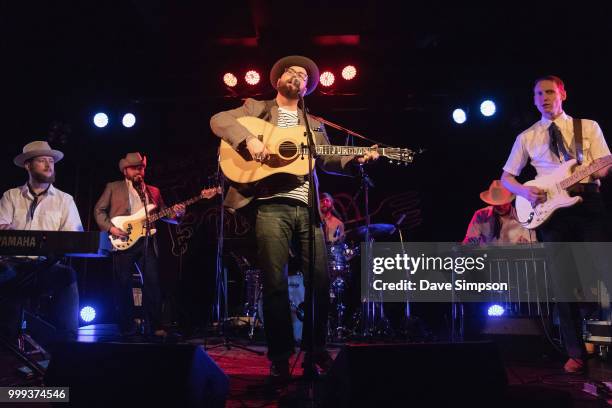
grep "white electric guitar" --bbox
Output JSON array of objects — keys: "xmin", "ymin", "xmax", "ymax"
[
  {"xmin": 515, "ymin": 155, "xmax": 612, "ymax": 229},
  {"xmin": 109, "ymin": 186, "xmax": 220, "ymax": 250}
]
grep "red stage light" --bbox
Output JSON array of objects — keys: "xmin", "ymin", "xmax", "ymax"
[
  {"xmin": 342, "ymin": 65, "xmax": 357, "ymax": 80},
  {"xmin": 223, "ymin": 73, "xmax": 238, "ymax": 87},
  {"xmin": 319, "ymin": 71, "xmax": 335, "ymax": 87},
  {"xmin": 245, "ymin": 70, "xmax": 260, "ymax": 86}
]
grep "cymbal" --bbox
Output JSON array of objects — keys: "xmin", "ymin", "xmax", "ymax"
[{"xmin": 345, "ymin": 223, "xmax": 395, "ymax": 241}]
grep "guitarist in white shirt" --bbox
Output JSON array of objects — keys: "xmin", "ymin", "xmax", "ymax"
[{"xmin": 500, "ymin": 76, "xmax": 612, "ymax": 373}]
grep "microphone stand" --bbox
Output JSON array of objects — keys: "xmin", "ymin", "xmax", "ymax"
[
  {"xmin": 206, "ymin": 163, "xmax": 263, "ymax": 356},
  {"xmin": 136, "ymin": 181, "xmax": 151, "ymax": 336},
  {"xmin": 298, "ymin": 91, "xmax": 319, "ymax": 382}
]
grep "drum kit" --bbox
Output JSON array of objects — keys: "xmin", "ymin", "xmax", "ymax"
[{"xmin": 231, "ymin": 222, "xmax": 397, "ymax": 343}]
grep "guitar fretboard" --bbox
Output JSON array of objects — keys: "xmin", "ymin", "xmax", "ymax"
[
  {"xmin": 560, "ymin": 155, "xmax": 612, "ymax": 189},
  {"xmin": 148, "ymin": 195, "xmax": 204, "ymax": 223},
  {"xmin": 311, "ymin": 145, "xmax": 382, "ymax": 156}
]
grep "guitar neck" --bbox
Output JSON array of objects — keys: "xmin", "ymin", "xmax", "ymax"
[
  {"xmin": 149, "ymin": 195, "xmax": 204, "ymax": 222},
  {"xmin": 314, "ymin": 145, "xmax": 380, "ymax": 156},
  {"xmin": 560, "ymin": 155, "xmax": 612, "ymax": 189}
]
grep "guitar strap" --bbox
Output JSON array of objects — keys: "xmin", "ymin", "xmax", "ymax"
[{"xmin": 573, "ymin": 118, "xmax": 583, "ymax": 165}]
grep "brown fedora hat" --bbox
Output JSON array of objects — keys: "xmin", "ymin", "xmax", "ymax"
[
  {"xmin": 480, "ymin": 180, "xmax": 514, "ymax": 206},
  {"xmin": 269, "ymin": 55, "xmax": 319, "ymax": 96},
  {"xmin": 14, "ymin": 141, "xmax": 64, "ymax": 168},
  {"xmin": 118, "ymin": 152, "xmax": 147, "ymax": 172}
]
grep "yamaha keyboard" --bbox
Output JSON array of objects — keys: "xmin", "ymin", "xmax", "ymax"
[{"xmin": 0, "ymin": 230, "xmax": 111, "ymax": 257}]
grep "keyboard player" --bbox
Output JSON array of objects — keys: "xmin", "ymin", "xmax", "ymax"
[{"xmin": 0, "ymin": 141, "xmax": 83, "ymax": 343}]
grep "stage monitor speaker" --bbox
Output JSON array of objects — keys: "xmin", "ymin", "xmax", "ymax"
[
  {"xmin": 481, "ymin": 316, "xmax": 557, "ymax": 360},
  {"xmin": 482, "ymin": 316, "xmax": 547, "ymax": 336},
  {"xmin": 44, "ymin": 342, "xmax": 228, "ymax": 407},
  {"xmin": 322, "ymin": 341, "xmax": 507, "ymax": 407}
]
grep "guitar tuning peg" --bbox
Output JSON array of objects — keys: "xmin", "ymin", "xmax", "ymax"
[{"xmin": 388, "ymin": 159, "xmax": 393, "ymax": 164}]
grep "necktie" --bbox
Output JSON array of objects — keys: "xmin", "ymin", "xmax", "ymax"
[
  {"xmin": 27, "ymin": 184, "xmax": 50, "ymax": 221},
  {"xmin": 549, "ymin": 122, "xmax": 571, "ymax": 162}
]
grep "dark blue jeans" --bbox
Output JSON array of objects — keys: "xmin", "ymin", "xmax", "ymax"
[
  {"xmin": 255, "ymin": 203, "xmax": 329, "ymax": 361},
  {"xmin": 0, "ymin": 258, "xmax": 79, "ymax": 341}
]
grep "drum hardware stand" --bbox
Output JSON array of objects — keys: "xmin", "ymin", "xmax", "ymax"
[
  {"xmin": 244, "ymin": 265, "xmax": 263, "ymax": 340},
  {"xmin": 206, "ymin": 164, "xmax": 263, "ymax": 356},
  {"xmin": 329, "ymin": 276, "xmax": 350, "ymax": 341},
  {"xmin": 353, "ymin": 165, "xmax": 390, "ymax": 338},
  {"xmin": 311, "ymin": 114, "xmax": 411, "ymax": 341}
]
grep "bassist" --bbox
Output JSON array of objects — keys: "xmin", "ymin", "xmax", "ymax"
[{"xmin": 94, "ymin": 152, "xmax": 185, "ymax": 339}]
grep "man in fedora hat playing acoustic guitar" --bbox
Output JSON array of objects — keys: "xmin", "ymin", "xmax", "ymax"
[
  {"xmin": 0, "ymin": 141, "xmax": 82, "ymax": 343},
  {"xmin": 94, "ymin": 152, "xmax": 185, "ymax": 339},
  {"xmin": 463, "ymin": 180, "xmax": 534, "ymax": 245},
  {"xmin": 211, "ymin": 55, "xmax": 379, "ymax": 385}
]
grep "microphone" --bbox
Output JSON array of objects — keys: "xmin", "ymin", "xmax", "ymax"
[
  {"xmin": 292, "ymin": 77, "xmax": 301, "ymax": 88},
  {"xmin": 133, "ymin": 177, "xmax": 146, "ymax": 202}
]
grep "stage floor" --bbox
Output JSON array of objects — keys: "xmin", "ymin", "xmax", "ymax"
[{"xmin": 1, "ymin": 324, "xmax": 610, "ymax": 407}]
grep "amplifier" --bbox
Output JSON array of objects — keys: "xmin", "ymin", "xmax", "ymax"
[{"xmin": 585, "ymin": 320, "xmax": 612, "ymax": 344}]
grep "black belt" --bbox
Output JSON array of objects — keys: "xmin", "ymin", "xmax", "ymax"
[{"xmin": 568, "ymin": 183, "xmax": 600, "ymax": 194}]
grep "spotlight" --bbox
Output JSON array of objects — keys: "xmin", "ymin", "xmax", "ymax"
[
  {"xmin": 452, "ymin": 108, "xmax": 467, "ymax": 124},
  {"xmin": 122, "ymin": 113, "xmax": 136, "ymax": 128},
  {"xmin": 223, "ymin": 72, "xmax": 238, "ymax": 87},
  {"xmin": 341, "ymin": 65, "xmax": 357, "ymax": 80},
  {"xmin": 245, "ymin": 70, "xmax": 260, "ymax": 86},
  {"xmin": 93, "ymin": 113, "xmax": 109, "ymax": 128},
  {"xmin": 319, "ymin": 71, "xmax": 335, "ymax": 87},
  {"xmin": 487, "ymin": 304, "xmax": 505, "ymax": 317},
  {"xmin": 80, "ymin": 306, "xmax": 96, "ymax": 323},
  {"xmin": 480, "ymin": 100, "xmax": 496, "ymax": 117}
]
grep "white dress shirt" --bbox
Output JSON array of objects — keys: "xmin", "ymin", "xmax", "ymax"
[
  {"xmin": 126, "ymin": 179, "xmax": 149, "ymax": 215},
  {"xmin": 503, "ymin": 112, "xmax": 610, "ymax": 184},
  {"xmin": 0, "ymin": 183, "xmax": 83, "ymax": 231}
]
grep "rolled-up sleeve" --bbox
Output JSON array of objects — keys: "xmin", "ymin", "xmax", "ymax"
[
  {"xmin": 588, "ymin": 120, "xmax": 611, "ymax": 160},
  {"xmin": 503, "ymin": 133, "xmax": 529, "ymax": 176}
]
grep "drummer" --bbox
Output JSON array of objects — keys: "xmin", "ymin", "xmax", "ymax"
[{"xmin": 320, "ymin": 193, "xmax": 345, "ymax": 244}]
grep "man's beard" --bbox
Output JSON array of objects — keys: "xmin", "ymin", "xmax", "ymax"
[
  {"xmin": 30, "ymin": 170, "xmax": 55, "ymax": 184},
  {"xmin": 277, "ymin": 79, "xmax": 300, "ymax": 100},
  {"xmin": 129, "ymin": 174, "xmax": 145, "ymax": 186}
]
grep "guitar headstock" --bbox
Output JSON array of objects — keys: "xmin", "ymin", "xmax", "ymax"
[
  {"xmin": 201, "ymin": 187, "xmax": 221, "ymax": 199},
  {"xmin": 200, "ymin": 172, "xmax": 222, "ymax": 199},
  {"xmin": 382, "ymin": 148, "xmax": 415, "ymax": 165}
]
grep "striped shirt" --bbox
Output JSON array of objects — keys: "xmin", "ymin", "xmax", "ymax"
[{"xmin": 258, "ymin": 107, "xmax": 310, "ymax": 204}]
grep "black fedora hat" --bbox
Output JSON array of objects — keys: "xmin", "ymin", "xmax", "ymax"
[{"xmin": 269, "ymin": 55, "xmax": 319, "ymax": 95}]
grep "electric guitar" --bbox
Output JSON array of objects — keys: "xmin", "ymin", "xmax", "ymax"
[
  {"xmin": 219, "ymin": 116, "xmax": 415, "ymax": 183},
  {"xmin": 109, "ymin": 186, "xmax": 220, "ymax": 250},
  {"xmin": 515, "ymin": 155, "xmax": 612, "ymax": 229}
]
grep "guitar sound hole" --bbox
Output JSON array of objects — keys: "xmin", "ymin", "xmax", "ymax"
[{"xmin": 278, "ymin": 141, "xmax": 298, "ymax": 159}]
